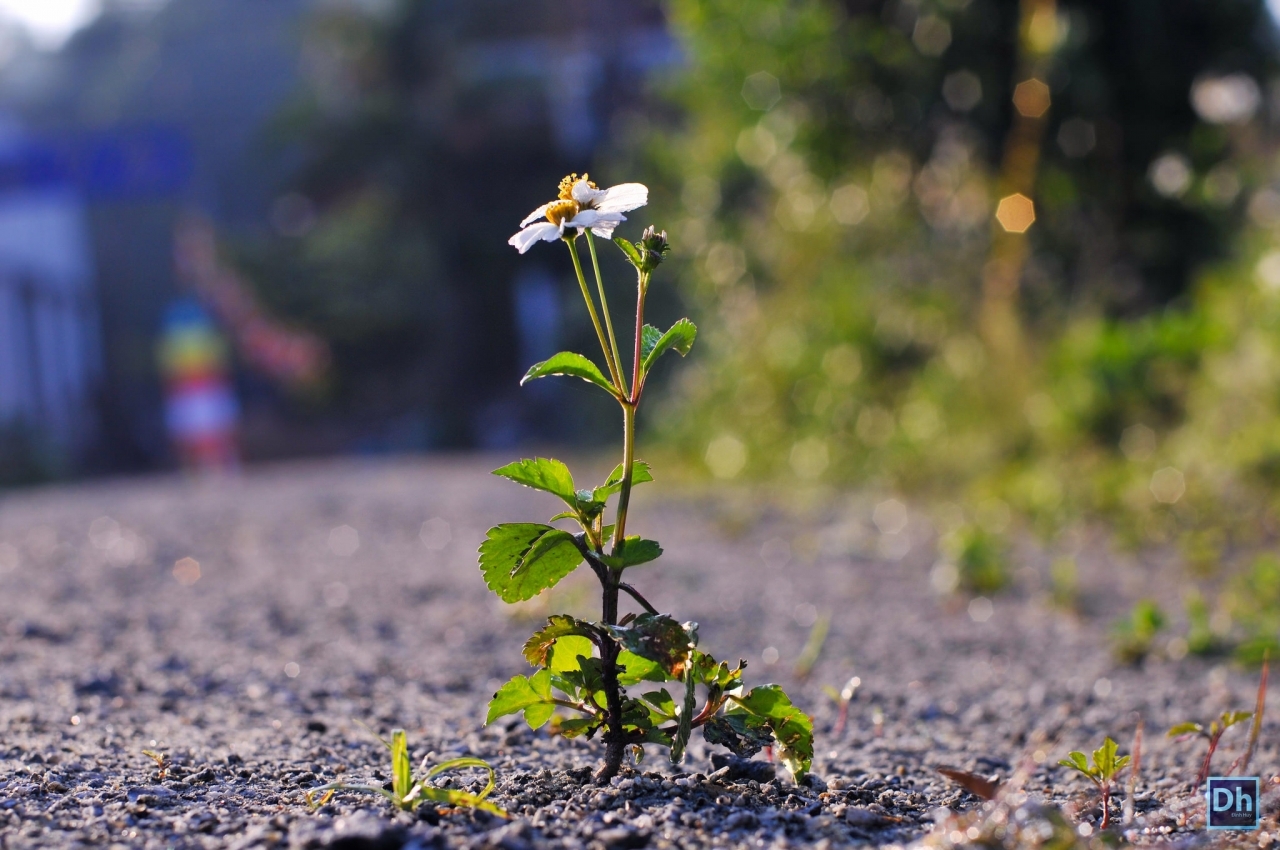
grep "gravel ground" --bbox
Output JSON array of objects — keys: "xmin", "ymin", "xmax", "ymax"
[{"xmin": 1, "ymin": 456, "xmax": 1276, "ymax": 849}]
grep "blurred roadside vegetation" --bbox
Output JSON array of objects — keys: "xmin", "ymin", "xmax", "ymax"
[{"xmin": 624, "ymin": 0, "xmax": 1280, "ymax": 661}]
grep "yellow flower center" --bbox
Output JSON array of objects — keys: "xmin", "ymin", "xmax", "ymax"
[
  {"xmin": 557, "ymin": 172, "xmax": 597, "ymax": 201},
  {"xmin": 545, "ymin": 199, "xmax": 581, "ymax": 226}
]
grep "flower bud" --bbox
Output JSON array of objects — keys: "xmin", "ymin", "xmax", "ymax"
[{"xmin": 639, "ymin": 226, "xmax": 670, "ymax": 271}]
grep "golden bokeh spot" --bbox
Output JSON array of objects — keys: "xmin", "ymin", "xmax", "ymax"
[
  {"xmin": 545, "ymin": 199, "xmax": 581, "ymax": 226},
  {"xmin": 172, "ymin": 556, "xmax": 201, "ymax": 586},
  {"xmin": 557, "ymin": 173, "xmax": 597, "ymax": 200},
  {"xmin": 995, "ymin": 193, "xmax": 1036, "ymax": 233},
  {"xmin": 1013, "ymin": 78, "xmax": 1051, "ymax": 118}
]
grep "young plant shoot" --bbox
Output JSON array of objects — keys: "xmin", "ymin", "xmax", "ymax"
[
  {"xmin": 1167, "ymin": 710, "xmax": 1252, "ymax": 787},
  {"xmin": 1058, "ymin": 737, "xmax": 1130, "ymax": 829},
  {"xmin": 486, "ymin": 174, "xmax": 814, "ymax": 782}
]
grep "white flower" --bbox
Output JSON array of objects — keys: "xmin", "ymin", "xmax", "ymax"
[{"xmin": 508, "ymin": 174, "xmax": 648, "ymax": 254}]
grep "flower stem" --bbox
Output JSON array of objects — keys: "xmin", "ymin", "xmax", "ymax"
[
  {"xmin": 586, "ymin": 232, "xmax": 628, "ymax": 398},
  {"xmin": 611, "ymin": 272, "xmax": 648, "ymax": 552},
  {"xmin": 565, "ymin": 237, "xmax": 623, "ymax": 392}
]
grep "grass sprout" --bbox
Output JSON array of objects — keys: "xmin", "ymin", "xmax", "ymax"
[
  {"xmin": 306, "ymin": 728, "xmax": 506, "ymax": 817},
  {"xmin": 141, "ymin": 749, "xmax": 169, "ymax": 781}
]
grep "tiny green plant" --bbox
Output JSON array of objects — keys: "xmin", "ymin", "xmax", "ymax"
[
  {"xmin": 1058, "ymin": 736, "xmax": 1130, "ymax": 829},
  {"xmin": 1168, "ymin": 710, "xmax": 1252, "ymax": 788},
  {"xmin": 1111, "ymin": 599, "xmax": 1166, "ymax": 664},
  {"xmin": 487, "ymin": 175, "xmax": 814, "ymax": 782},
  {"xmin": 305, "ymin": 728, "xmax": 505, "ymax": 817}
]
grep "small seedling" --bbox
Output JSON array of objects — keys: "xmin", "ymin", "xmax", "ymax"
[
  {"xmin": 487, "ymin": 175, "xmax": 814, "ymax": 782},
  {"xmin": 1111, "ymin": 599, "xmax": 1165, "ymax": 664},
  {"xmin": 142, "ymin": 749, "xmax": 169, "ymax": 781},
  {"xmin": 1168, "ymin": 710, "xmax": 1252, "ymax": 787},
  {"xmin": 823, "ymin": 675, "xmax": 860, "ymax": 738},
  {"xmin": 306, "ymin": 729, "xmax": 506, "ymax": 817},
  {"xmin": 1058, "ymin": 736, "xmax": 1130, "ymax": 828}
]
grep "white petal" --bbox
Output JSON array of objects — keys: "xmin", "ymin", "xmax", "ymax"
[
  {"xmin": 595, "ymin": 183, "xmax": 648, "ymax": 214},
  {"xmin": 590, "ymin": 221, "xmax": 622, "ymax": 238},
  {"xmin": 520, "ymin": 203, "xmax": 552, "ymax": 227},
  {"xmin": 508, "ymin": 222, "xmax": 561, "ymax": 253},
  {"xmin": 565, "ymin": 209, "xmax": 624, "ymax": 231},
  {"xmin": 571, "ymin": 181, "xmax": 606, "ymax": 206}
]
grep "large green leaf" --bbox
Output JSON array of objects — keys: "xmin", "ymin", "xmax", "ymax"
[
  {"xmin": 617, "ymin": 650, "xmax": 670, "ymax": 685},
  {"xmin": 732, "ymin": 685, "xmax": 814, "ymax": 779},
  {"xmin": 548, "ymin": 635, "xmax": 595, "ymax": 673},
  {"xmin": 485, "ymin": 669, "xmax": 553, "ymax": 725},
  {"xmin": 492, "ymin": 458, "xmax": 577, "ymax": 506},
  {"xmin": 608, "ymin": 614, "xmax": 696, "ymax": 678},
  {"xmin": 592, "ymin": 461, "xmax": 655, "ymax": 502},
  {"xmin": 522, "ymin": 615, "xmax": 596, "ymax": 667},
  {"xmin": 522, "ymin": 352, "xmax": 617, "ymax": 395},
  {"xmin": 479, "ymin": 523, "xmax": 583, "ymax": 603},
  {"xmin": 640, "ymin": 319, "xmax": 697, "ymax": 375},
  {"xmin": 600, "ymin": 536, "xmax": 663, "ymax": 569}
]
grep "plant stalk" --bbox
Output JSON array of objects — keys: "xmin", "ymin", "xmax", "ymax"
[
  {"xmin": 565, "ymin": 237, "xmax": 623, "ymax": 391},
  {"xmin": 586, "ymin": 232, "xmax": 628, "ymax": 398},
  {"xmin": 611, "ymin": 275, "xmax": 647, "ymax": 552},
  {"xmin": 597, "ymin": 567, "xmax": 625, "ymax": 781}
]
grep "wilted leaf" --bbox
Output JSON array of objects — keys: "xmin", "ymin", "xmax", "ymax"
[
  {"xmin": 609, "ymin": 614, "xmax": 695, "ymax": 678},
  {"xmin": 704, "ymin": 714, "xmax": 773, "ymax": 758},
  {"xmin": 936, "ymin": 766, "xmax": 1002, "ymax": 801},
  {"xmin": 523, "ymin": 615, "xmax": 596, "ymax": 667}
]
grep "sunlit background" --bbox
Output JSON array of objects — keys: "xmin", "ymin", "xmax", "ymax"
[{"xmin": 5, "ymin": 0, "xmax": 1280, "ymax": 657}]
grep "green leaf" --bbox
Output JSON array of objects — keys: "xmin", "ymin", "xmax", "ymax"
[
  {"xmin": 1058, "ymin": 751, "xmax": 1091, "ymax": 774},
  {"xmin": 600, "ymin": 536, "xmax": 663, "ymax": 569},
  {"xmin": 613, "ymin": 236, "xmax": 644, "ymax": 269},
  {"xmin": 479, "ymin": 523, "xmax": 584, "ymax": 603},
  {"xmin": 523, "ymin": 702, "xmax": 555, "ymax": 729},
  {"xmin": 641, "ymin": 319, "xmax": 697, "ymax": 375},
  {"xmin": 639, "ymin": 324, "xmax": 663, "ymax": 363},
  {"xmin": 592, "ymin": 461, "xmax": 655, "ymax": 502},
  {"xmin": 608, "ymin": 614, "xmax": 696, "ymax": 678},
  {"xmin": 390, "ymin": 730, "xmax": 413, "ymax": 801},
  {"xmin": 485, "ymin": 670, "xmax": 553, "ymax": 725},
  {"xmin": 670, "ymin": 667, "xmax": 696, "ymax": 765},
  {"xmin": 641, "ymin": 689, "xmax": 676, "ymax": 719},
  {"xmin": 523, "ymin": 615, "xmax": 596, "ymax": 667},
  {"xmin": 1222, "ymin": 710, "xmax": 1253, "ymax": 730},
  {"xmin": 558, "ymin": 717, "xmax": 603, "ymax": 739},
  {"xmin": 548, "ymin": 635, "xmax": 595, "ymax": 673},
  {"xmin": 617, "ymin": 650, "xmax": 670, "ymax": 685},
  {"xmin": 1093, "ymin": 737, "xmax": 1118, "ymax": 778},
  {"xmin": 492, "ymin": 458, "xmax": 577, "ymax": 506},
  {"xmin": 704, "ymin": 714, "xmax": 774, "ymax": 758},
  {"xmin": 733, "ymin": 685, "xmax": 814, "ymax": 779},
  {"xmin": 522, "ymin": 352, "xmax": 618, "ymax": 395},
  {"xmin": 1167, "ymin": 722, "xmax": 1203, "ymax": 737}
]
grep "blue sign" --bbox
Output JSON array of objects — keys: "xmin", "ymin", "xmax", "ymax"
[
  {"xmin": 1206, "ymin": 776, "xmax": 1259, "ymax": 830},
  {"xmin": 0, "ymin": 125, "xmax": 191, "ymax": 199}
]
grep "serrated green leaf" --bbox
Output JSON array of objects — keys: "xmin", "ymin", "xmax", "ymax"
[
  {"xmin": 733, "ymin": 685, "xmax": 814, "ymax": 779},
  {"xmin": 608, "ymin": 614, "xmax": 696, "ymax": 678},
  {"xmin": 613, "ymin": 236, "xmax": 644, "ymax": 268},
  {"xmin": 523, "ymin": 615, "xmax": 596, "ymax": 667},
  {"xmin": 670, "ymin": 667, "xmax": 697, "ymax": 765},
  {"xmin": 600, "ymin": 536, "xmax": 663, "ymax": 569},
  {"xmin": 1059, "ymin": 751, "xmax": 1091, "ymax": 774},
  {"xmin": 522, "ymin": 351, "xmax": 618, "ymax": 395},
  {"xmin": 641, "ymin": 319, "xmax": 697, "ymax": 375},
  {"xmin": 641, "ymin": 689, "xmax": 677, "ymax": 719},
  {"xmin": 548, "ymin": 635, "xmax": 594, "ymax": 673},
  {"xmin": 639, "ymin": 324, "xmax": 663, "ymax": 363},
  {"xmin": 617, "ymin": 650, "xmax": 670, "ymax": 685},
  {"xmin": 1167, "ymin": 722, "xmax": 1203, "ymax": 737},
  {"xmin": 485, "ymin": 675, "xmax": 536, "ymax": 724},
  {"xmin": 492, "ymin": 458, "xmax": 577, "ymax": 506},
  {"xmin": 478, "ymin": 523, "xmax": 583, "ymax": 603},
  {"xmin": 592, "ymin": 461, "xmax": 655, "ymax": 502},
  {"xmin": 523, "ymin": 702, "xmax": 555, "ymax": 729}
]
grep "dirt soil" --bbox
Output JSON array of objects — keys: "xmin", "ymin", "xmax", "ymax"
[{"xmin": 0, "ymin": 456, "xmax": 1274, "ymax": 849}]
